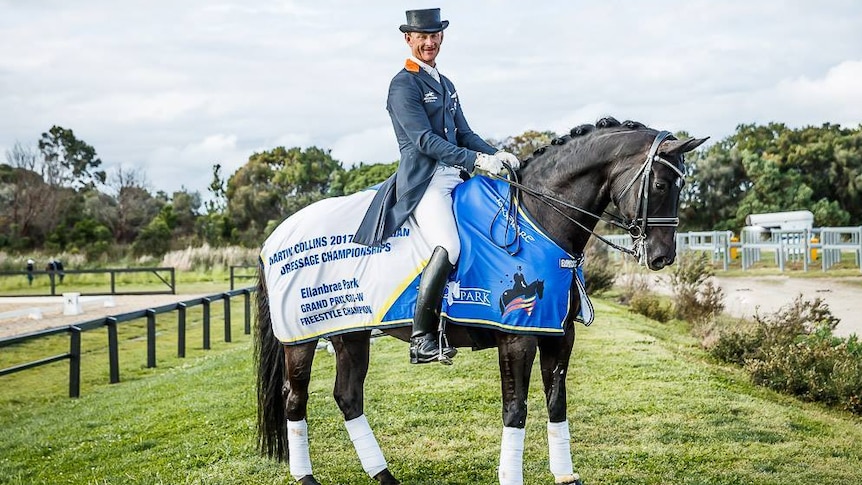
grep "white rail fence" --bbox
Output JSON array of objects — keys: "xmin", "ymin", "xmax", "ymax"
[{"xmin": 601, "ymin": 227, "xmax": 862, "ymax": 272}]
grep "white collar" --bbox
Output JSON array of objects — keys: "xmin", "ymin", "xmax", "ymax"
[{"xmin": 409, "ymin": 56, "xmax": 440, "ymax": 83}]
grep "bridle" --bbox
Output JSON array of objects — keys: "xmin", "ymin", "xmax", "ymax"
[{"xmin": 488, "ymin": 130, "xmax": 685, "ymax": 265}]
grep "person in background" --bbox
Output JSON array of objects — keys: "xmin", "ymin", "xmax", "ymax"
[
  {"xmin": 47, "ymin": 259, "xmax": 65, "ymax": 283},
  {"xmin": 26, "ymin": 258, "xmax": 35, "ymax": 286},
  {"xmin": 354, "ymin": 8, "xmax": 520, "ymax": 364}
]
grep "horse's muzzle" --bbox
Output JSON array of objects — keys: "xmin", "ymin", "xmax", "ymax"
[{"xmin": 649, "ymin": 255, "xmax": 675, "ymax": 271}]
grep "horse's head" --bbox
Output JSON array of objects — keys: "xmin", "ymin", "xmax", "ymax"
[
  {"xmin": 515, "ymin": 118, "xmax": 707, "ymax": 270},
  {"xmin": 609, "ymin": 127, "xmax": 708, "ymax": 270}
]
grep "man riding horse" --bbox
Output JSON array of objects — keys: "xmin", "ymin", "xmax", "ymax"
[
  {"xmin": 354, "ymin": 8, "xmax": 520, "ymax": 365},
  {"xmin": 254, "ymin": 7, "xmax": 710, "ymax": 484}
]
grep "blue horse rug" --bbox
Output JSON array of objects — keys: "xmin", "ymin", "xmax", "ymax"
[{"xmin": 260, "ymin": 176, "xmax": 593, "ymax": 345}]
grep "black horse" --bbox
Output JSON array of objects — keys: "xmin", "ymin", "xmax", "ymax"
[{"xmin": 256, "ymin": 117, "xmax": 707, "ymax": 484}]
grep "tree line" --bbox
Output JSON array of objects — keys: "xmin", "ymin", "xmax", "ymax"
[{"xmin": 1, "ymin": 122, "xmax": 860, "ymax": 258}]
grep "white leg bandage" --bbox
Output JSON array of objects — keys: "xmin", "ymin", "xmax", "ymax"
[
  {"xmin": 498, "ymin": 426, "xmax": 526, "ymax": 485},
  {"xmin": 547, "ymin": 420, "xmax": 576, "ymax": 482},
  {"xmin": 345, "ymin": 414, "xmax": 388, "ymax": 478},
  {"xmin": 287, "ymin": 419, "xmax": 313, "ymax": 480}
]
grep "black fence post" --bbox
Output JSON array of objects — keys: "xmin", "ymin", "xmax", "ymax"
[
  {"xmin": 49, "ymin": 271, "xmax": 56, "ymax": 296},
  {"xmin": 177, "ymin": 303, "xmax": 186, "ymax": 358},
  {"xmin": 110, "ymin": 270, "xmax": 116, "ymax": 295},
  {"xmin": 146, "ymin": 309, "xmax": 156, "ymax": 368},
  {"xmin": 0, "ymin": 286, "xmax": 260, "ymax": 401},
  {"xmin": 69, "ymin": 326, "xmax": 82, "ymax": 398},
  {"xmin": 107, "ymin": 317, "xmax": 120, "ymax": 383},
  {"xmin": 170, "ymin": 268, "xmax": 176, "ymax": 294},
  {"xmin": 203, "ymin": 298, "xmax": 211, "ymax": 350},
  {"xmin": 244, "ymin": 289, "xmax": 251, "ymax": 335},
  {"xmin": 223, "ymin": 294, "xmax": 232, "ymax": 343}
]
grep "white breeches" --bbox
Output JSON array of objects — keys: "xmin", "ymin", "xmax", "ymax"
[{"xmin": 411, "ymin": 165, "xmax": 464, "ymax": 265}]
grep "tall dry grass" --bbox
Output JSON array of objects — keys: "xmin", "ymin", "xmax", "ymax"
[
  {"xmin": 1, "ymin": 245, "xmax": 258, "ymax": 272},
  {"xmin": 0, "ymin": 251, "xmax": 87, "ymax": 271},
  {"xmin": 157, "ymin": 244, "xmax": 258, "ymax": 271}
]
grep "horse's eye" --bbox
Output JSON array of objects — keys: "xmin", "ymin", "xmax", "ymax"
[{"xmin": 654, "ymin": 180, "xmax": 668, "ymax": 193}]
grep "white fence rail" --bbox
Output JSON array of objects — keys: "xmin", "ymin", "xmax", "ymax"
[{"xmin": 598, "ymin": 227, "xmax": 862, "ymax": 272}]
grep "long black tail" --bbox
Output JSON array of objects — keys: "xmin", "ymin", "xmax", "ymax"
[{"xmin": 255, "ymin": 264, "xmax": 288, "ymax": 461}]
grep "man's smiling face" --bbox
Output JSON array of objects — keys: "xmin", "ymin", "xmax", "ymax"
[{"xmin": 406, "ymin": 31, "xmax": 443, "ymax": 67}]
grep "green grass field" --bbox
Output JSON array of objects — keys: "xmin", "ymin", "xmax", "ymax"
[{"xmin": 2, "ymin": 299, "xmax": 862, "ymax": 484}]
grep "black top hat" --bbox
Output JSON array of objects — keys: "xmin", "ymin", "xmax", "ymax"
[{"xmin": 399, "ymin": 8, "xmax": 449, "ymax": 33}]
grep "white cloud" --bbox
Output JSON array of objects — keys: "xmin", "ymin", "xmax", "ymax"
[
  {"xmin": 270, "ymin": 133, "xmax": 313, "ymax": 152},
  {"xmin": 330, "ymin": 125, "xmax": 399, "ymax": 167},
  {"xmin": 772, "ymin": 60, "xmax": 862, "ymax": 127},
  {"xmin": 1, "ymin": 0, "xmax": 861, "ymax": 198},
  {"xmin": 137, "ymin": 134, "xmax": 244, "ymax": 194}
]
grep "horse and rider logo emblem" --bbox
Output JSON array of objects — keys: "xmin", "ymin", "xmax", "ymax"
[{"xmin": 499, "ymin": 267, "xmax": 544, "ymax": 317}]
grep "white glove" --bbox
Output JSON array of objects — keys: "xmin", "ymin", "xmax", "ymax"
[
  {"xmin": 475, "ymin": 152, "xmax": 505, "ymax": 175},
  {"xmin": 495, "ymin": 150, "xmax": 521, "ymax": 171}
]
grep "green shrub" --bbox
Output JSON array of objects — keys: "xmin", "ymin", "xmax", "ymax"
[
  {"xmin": 708, "ymin": 295, "xmax": 839, "ymax": 363},
  {"xmin": 615, "ymin": 268, "xmax": 651, "ymax": 306},
  {"xmin": 669, "ymin": 252, "xmax": 724, "ymax": 323},
  {"xmin": 583, "ymin": 240, "xmax": 616, "ymax": 295},
  {"xmin": 707, "ymin": 296, "xmax": 862, "ymax": 415},
  {"xmin": 708, "ymin": 323, "xmax": 765, "ymax": 365},
  {"xmin": 833, "ymin": 336, "xmax": 862, "ymax": 414},
  {"xmin": 763, "ymin": 295, "xmax": 840, "ymax": 335},
  {"xmin": 745, "ymin": 331, "xmax": 862, "ymax": 410},
  {"xmin": 629, "ymin": 292, "xmax": 673, "ymax": 323},
  {"xmin": 133, "ymin": 218, "xmax": 172, "ymax": 257}
]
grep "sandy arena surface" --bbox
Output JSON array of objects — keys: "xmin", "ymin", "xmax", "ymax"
[
  {"xmin": 1, "ymin": 276, "xmax": 861, "ymax": 339},
  {"xmin": 0, "ymin": 293, "xmax": 211, "ymax": 339}
]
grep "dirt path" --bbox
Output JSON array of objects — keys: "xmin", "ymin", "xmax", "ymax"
[{"xmin": 652, "ymin": 275, "xmax": 862, "ymax": 337}]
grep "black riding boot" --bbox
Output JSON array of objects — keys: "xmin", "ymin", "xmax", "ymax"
[{"xmin": 410, "ymin": 246, "xmax": 458, "ymax": 364}]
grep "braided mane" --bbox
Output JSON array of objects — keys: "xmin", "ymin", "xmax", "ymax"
[{"xmin": 521, "ymin": 117, "xmax": 654, "ymax": 168}]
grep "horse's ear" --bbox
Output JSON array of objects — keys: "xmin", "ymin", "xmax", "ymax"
[{"xmin": 659, "ymin": 137, "xmax": 709, "ymax": 156}]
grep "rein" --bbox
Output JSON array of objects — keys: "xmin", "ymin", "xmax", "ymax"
[{"xmin": 488, "ymin": 130, "xmax": 682, "ymax": 264}]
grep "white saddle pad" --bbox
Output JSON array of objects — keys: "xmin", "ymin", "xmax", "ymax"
[{"xmin": 261, "ymin": 190, "xmax": 431, "ymax": 344}]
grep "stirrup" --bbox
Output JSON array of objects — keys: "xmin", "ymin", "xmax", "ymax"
[
  {"xmin": 409, "ymin": 332, "xmax": 456, "ymax": 365},
  {"xmin": 437, "ymin": 332, "xmax": 455, "ymax": 365}
]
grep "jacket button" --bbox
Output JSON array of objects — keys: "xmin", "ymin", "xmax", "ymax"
[{"xmin": 444, "ymin": 128, "xmax": 448, "ymax": 134}]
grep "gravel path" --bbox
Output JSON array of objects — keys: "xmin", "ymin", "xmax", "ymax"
[{"xmin": 650, "ymin": 275, "xmax": 862, "ymax": 337}]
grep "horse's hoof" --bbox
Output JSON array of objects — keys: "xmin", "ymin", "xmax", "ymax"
[
  {"xmin": 556, "ymin": 473, "xmax": 583, "ymax": 485},
  {"xmin": 297, "ymin": 475, "xmax": 321, "ymax": 485},
  {"xmin": 373, "ymin": 468, "xmax": 401, "ymax": 484}
]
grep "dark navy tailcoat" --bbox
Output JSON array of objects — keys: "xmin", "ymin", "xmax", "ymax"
[{"xmin": 353, "ymin": 59, "xmax": 497, "ymax": 246}]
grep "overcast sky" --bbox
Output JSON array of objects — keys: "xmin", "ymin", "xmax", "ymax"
[{"xmin": 1, "ymin": 1, "xmax": 860, "ymax": 197}]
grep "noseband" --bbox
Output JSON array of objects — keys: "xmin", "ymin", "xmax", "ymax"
[{"xmin": 489, "ymin": 130, "xmax": 685, "ymax": 264}]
